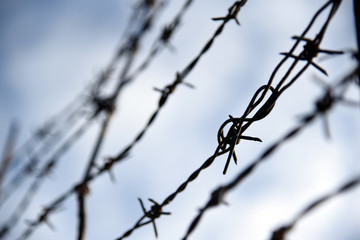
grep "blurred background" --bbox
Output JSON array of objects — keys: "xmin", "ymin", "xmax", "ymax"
[{"xmin": 0, "ymin": 0, "xmax": 359, "ymax": 239}]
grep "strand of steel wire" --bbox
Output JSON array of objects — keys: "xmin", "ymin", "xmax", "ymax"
[
  {"xmin": 14, "ymin": 1, "xmax": 248, "ymax": 239},
  {"xmin": 182, "ymin": 62, "xmax": 360, "ymax": 240},
  {"xmin": 114, "ymin": 1, "xmax": 251, "ymax": 239},
  {"xmin": 270, "ymin": 174, "xmax": 360, "ymax": 240},
  {"xmin": 127, "ymin": 0, "xmax": 194, "ymax": 81},
  {"xmin": 219, "ymin": 2, "xmax": 343, "ymax": 175},
  {"xmin": 270, "ymin": 5, "xmax": 360, "ymax": 239},
  {"xmin": 76, "ymin": 2, "xmax": 166, "ymax": 239},
  {"xmin": 0, "ymin": 0, "xmax": 151, "ymax": 208},
  {"xmin": 84, "ymin": 0, "xmax": 198, "ymax": 180},
  {"xmin": 116, "ymin": 0, "xmax": 345, "ymax": 238},
  {"xmin": 353, "ymin": 0, "xmax": 360, "ymax": 86},
  {"xmin": 0, "ymin": 122, "xmax": 18, "ymax": 199},
  {"xmin": 165, "ymin": 0, "xmax": 341, "ymax": 215},
  {"xmin": 219, "ymin": 0, "xmax": 344, "ymax": 175},
  {"xmin": 81, "ymin": 0, "xmax": 246, "ymax": 238},
  {"xmin": 11, "ymin": 0, "xmax": 194, "ymax": 239},
  {"xmin": 0, "ymin": 118, "xmax": 95, "ymax": 239},
  {"xmin": 0, "ymin": 88, "xmax": 88, "ymax": 206},
  {"xmin": 0, "ymin": 2, "xmax": 163, "ymax": 240},
  {"xmin": 0, "ymin": 99, "xmax": 88, "ymax": 207}
]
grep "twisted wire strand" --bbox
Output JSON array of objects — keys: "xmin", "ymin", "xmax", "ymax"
[
  {"xmin": 0, "ymin": 2, "xmax": 163, "ymax": 239},
  {"xmin": 181, "ymin": 63, "xmax": 359, "ymax": 240},
  {"xmin": 164, "ymin": 0, "xmax": 342, "ymax": 209},
  {"xmin": 12, "ymin": 0, "xmax": 196, "ymax": 239},
  {"xmin": 0, "ymin": 88, "xmax": 89, "ymax": 204},
  {"xmin": 115, "ymin": 1, "xmax": 250, "ymax": 239},
  {"xmin": 76, "ymin": 2, "xmax": 165, "ymax": 239},
  {"xmin": 0, "ymin": 118, "xmax": 95, "ymax": 239},
  {"xmin": 116, "ymin": 1, "xmax": 347, "ymax": 239},
  {"xmin": 0, "ymin": 99, "xmax": 86, "ymax": 208},
  {"xmin": 219, "ymin": 0, "xmax": 343, "ymax": 175},
  {"xmin": 270, "ymin": 174, "xmax": 360, "ymax": 240},
  {"xmin": 128, "ymin": 0, "xmax": 194, "ymax": 80},
  {"xmin": 0, "ymin": 122, "xmax": 18, "ymax": 198},
  {"xmin": 0, "ymin": 0, "xmax": 152, "ymax": 210},
  {"xmin": 7, "ymin": 1, "xmax": 353, "ymax": 239}
]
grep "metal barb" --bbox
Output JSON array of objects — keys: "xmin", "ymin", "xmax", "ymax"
[
  {"xmin": 212, "ymin": 1, "xmax": 247, "ymax": 25},
  {"xmin": 138, "ymin": 198, "xmax": 170, "ymax": 238}
]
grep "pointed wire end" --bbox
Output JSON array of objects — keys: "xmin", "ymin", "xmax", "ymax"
[
  {"xmin": 138, "ymin": 198, "xmax": 145, "ymax": 210},
  {"xmin": 183, "ymin": 82, "xmax": 195, "ymax": 89},
  {"xmin": 148, "ymin": 198, "xmax": 158, "ymax": 205},
  {"xmin": 234, "ymin": 18, "xmax": 241, "ymax": 25},
  {"xmin": 153, "ymin": 87, "xmax": 163, "ymax": 92},
  {"xmin": 335, "ymin": 50, "xmax": 344, "ymax": 55},
  {"xmin": 323, "ymin": 117, "xmax": 332, "ymax": 140},
  {"xmin": 223, "ymin": 161, "xmax": 230, "ymax": 175},
  {"xmin": 313, "ymin": 63, "xmax": 328, "ymax": 76},
  {"xmin": 152, "ymin": 221, "xmax": 159, "ymax": 238},
  {"xmin": 320, "ymin": 49, "xmax": 344, "ymax": 55},
  {"xmin": 167, "ymin": 43, "xmax": 177, "ymax": 53},
  {"xmin": 233, "ymin": 153, "xmax": 238, "ymax": 165},
  {"xmin": 223, "ymin": 200, "xmax": 230, "ymax": 206},
  {"xmin": 241, "ymin": 135, "xmax": 262, "ymax": 142},
  {"xmin": 291, "ymin": 35, "xmax": 302, "ymax": 40},
  {"xmin": 223, "ymin": 162, "xmax": 228, "ymax": 175},
  {"xmin": 109, "ymin": 171, "xmax": 116, "ymax": 183},
  {"xmin": 45, "ymin": 221, "xmax": 56, "ymax": 231},
  {"xmin": 211, "ymin": 17, "xmax": 223, "ymax": 21}
]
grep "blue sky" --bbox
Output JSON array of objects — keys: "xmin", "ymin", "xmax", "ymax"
[{"xmin": 1, "ymin": 1, "xmax": 359, "ymax": 240}]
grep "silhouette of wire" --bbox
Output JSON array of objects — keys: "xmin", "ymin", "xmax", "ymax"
[
  {"xmin": 0, "ymin": 0, "xmax": 151, "ymax": 208},
  {"xmin": 0, "ymin": 122, "xmax": 19, "ymax": 197},
  {"xmin": 115, "ymin": 1, "xmax": 251, "ymax": 239},
  {"xmin": 12, "ymin": 0, "xmax": 197, "ymax": 238},
  {"xmin": 3, "ymin": 1, "xmax": 357, "ymax": 240},
  {"xmin": 76, "ymin": 2, "xmax": 165, "ymax": 239},
  {"xmin": 0, "ymin": 118, "xmax": 95, "ymax": 239},
  {"xmin": 116, "ymin": 1, "xmax": 348, "ymax": 238},
  {"xmin": 15, "ymin": 1, "xmax": 250, "ymax": 239},
  {"xmin": 353, "ymin": 0, "xmax": 360, "ymax": 88},
  {"xmin": 0, "ymin": 100, "xmax": 85, "ymax": 208},
  {"xmin": 270, "ymin": 174, "xmax": 360, "ymax": 240},
  {"xmin": 181, "ymin": 63, "xmax": 359, "ymax": 239}
]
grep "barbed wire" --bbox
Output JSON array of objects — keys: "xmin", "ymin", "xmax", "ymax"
[
  {"xmin": 0, "ymin": 122, "xmax": 19, "ymax": 198},
  {"xmin": 0, "ymin": 98, "xmax": 86, "ymax": 207},
  {"xmin": 0, "ymin": 0, "xmax": 167, "ymax": 208},
  {"xmin": 8, "ymin": 0, "xmax": 197, "ymax": 239},
  {"xmin": 115, "ymin": 1, "xmax": 253, "ymax": 239},
  {"xmin": 75, "ymin": 2, "xmax": 166, "ymax": 239},
  {"xmin": 1, "ymin": 0, "xmax": 358, "ymax": 239},
  {"xmin": 0, "ymin": 118, "xmax": 94, "ymax": 239},
  {"xmin": 0, "ymin": 1, "xmax": 165, "ymax": 239},
  {"xmin": 0, "ymin": 88, "xmax": 89, "ymax": 205},
  {"xmin": 115, "ymin": 0, "xmax": 350, "ymax": 239},
  {"xmin": 12, "ymin": 1, "xmax": 249, "ymax": 239},
  {"xmin": 270, "ymin": 174, "xmax": 360, "ymax": 240},
  {"xmin": 0, "ymin": 0, "xmax": 148, "ymax": 209},
  {"xmin": 181, "ymin": 63, "xmax": 360, "ymax": 239}
]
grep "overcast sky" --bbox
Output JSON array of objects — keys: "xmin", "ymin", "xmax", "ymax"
[{"xmin": 0, "ymin": 1, "xmax": 359, "ymax": 240}]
